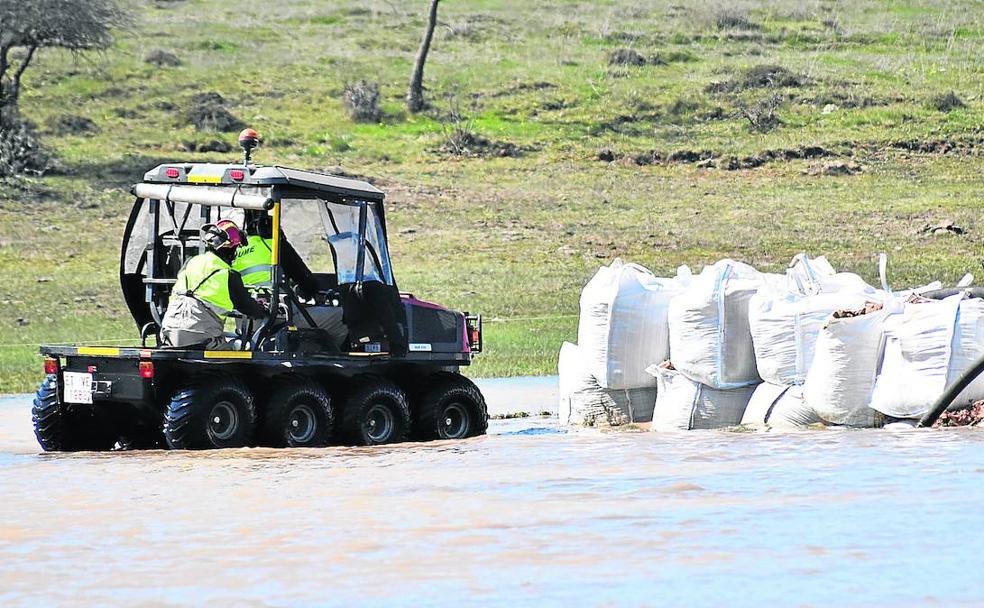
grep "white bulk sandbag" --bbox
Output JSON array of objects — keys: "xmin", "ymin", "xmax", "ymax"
[
  {"xmin": 751, "ymin": 254, "xmax": 876, "ymax": 386},
  {"xmin": 648, "ymin": 364, "xmax": 755, "ymax": 431},
  {"xmin": 578, "ymin": 259, "xmax": 691, "ymax": 390},
  {"xmin": 558, "ymin": 344, "xmax": 657, "ymax": 425},
  {"xmin": 803, "ymin": 303, "xmax": 895, "ymax": 426},
  {"xmin": 668, "ymin": 259, "xmax": 765, "ymax": 388},
  {"xmin": 750, "ymin": 292, "xmax": 871, "ymax": 386},
  {"xmin": 558, "ymin": 342, "xmax": 589, "ymax": 425},
  {"xmin": 948, "ymin": 297, "xmax": 984, "ymax": 408},
  {"xmin": 869, "ymin": 295, "xmax": 964, "ymax": 419},
  {"xmin": 568, "ymin": 386, "xmax": 658, "ymax": 427},
  {"xmin": 742, "ymin": 384, "xmax": 883, "ymax": 428},
  {"xmin": 750, "ymin": 277, "xmax": 875, "ymax": 386},
  {"xmin": 785, "ymin": 253, "xmax": 875, "ymax": 296},
  {"xmin": 741, "ymin": 384, "xmax": 828, "ymax": 429},
  {"xmin": 767, "ymin": 385, "xmax": 827, "ymax": 429},
  {"xmin": 741, "ymin": 382, "xmax": 788, "ymax": 427}
]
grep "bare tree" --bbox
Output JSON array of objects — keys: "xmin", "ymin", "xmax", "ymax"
[
  {"xmin": 406, "ymin": 0, "xmax": 440, "ymax": 113},
  {"xmin": 0, "ymin": 0, "xmax": 126, "ymax": 127}
]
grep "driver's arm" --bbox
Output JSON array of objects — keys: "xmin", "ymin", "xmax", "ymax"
[
  {"xmin": 279, "ymin": 237, "xmax": 320, "ymax": 300},
  {"xmin": 228, "ymin": 272, "xmax": 266, "ymax": 318}
]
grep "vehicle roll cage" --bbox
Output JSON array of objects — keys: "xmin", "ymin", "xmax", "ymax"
[{"xmin": 125, "ymin": 166, "xmax": 392, "ymax": 350}]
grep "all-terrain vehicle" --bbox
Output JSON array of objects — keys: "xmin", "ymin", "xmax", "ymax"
[{"xmin": 34, "ymin": 135, "xmax": 487, "ymax": 451}]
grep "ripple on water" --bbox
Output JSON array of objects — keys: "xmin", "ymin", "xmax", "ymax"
[{"xmin": 1, "ymin": 396, "xmax": 983, "ymax": 606}]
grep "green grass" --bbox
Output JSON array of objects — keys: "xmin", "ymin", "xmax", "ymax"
[{"xmin": 2, "ymin": 0, "xmax": 984, "ymax": 393}]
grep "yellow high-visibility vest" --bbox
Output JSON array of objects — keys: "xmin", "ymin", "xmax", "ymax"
[
  {"xmin": 233, "ymin": 237, "xmax": 273, "ymax": 289},
  {"xmin": 174, "ymin": 251, "xmax": 235, "ymax": 315}
]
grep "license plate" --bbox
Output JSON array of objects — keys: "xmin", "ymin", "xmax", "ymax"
[{"xmin": 63, "ymin": 372, "xmax": 93, "ymax": 404}]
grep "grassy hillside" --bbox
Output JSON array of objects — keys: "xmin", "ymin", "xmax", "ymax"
[{"xmin": 2, "ymin": 0, "xmax": 983, "ymax": 392}]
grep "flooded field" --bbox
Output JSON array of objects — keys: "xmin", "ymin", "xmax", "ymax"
[{"xmin": 2, "ymin": 380, "xmax": 983, "ymax": 607}]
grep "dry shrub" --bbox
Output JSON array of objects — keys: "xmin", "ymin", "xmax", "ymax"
[
  {"xmin": 928, "ymin": 91, "xmax": 965, "ymax": 112},
  {"xmin": 439, "ymin": 97, "xmax": 523, "ymax": 157},
  {"xmin": 608, "ymin": 48, "xmax": 646, "ymax": 66},
  {"xmin": 343, "ymin": 80, "xmax": 382, "ymax": 123},
  {"xmin": 737, "ymin": 93, "xmax": 783, "ymax": 132},
  {"xmin": 0, "ymin": 118, "xmax": 50, "ymax": 177},
  {"xmin": 714, "ymin": 7, "xmax": 760, "ymax": 30}
]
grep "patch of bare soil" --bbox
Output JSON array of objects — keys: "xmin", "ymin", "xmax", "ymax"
[
  {"xmin": 481, "ymin": 81, "xmax": 557, "ymax": 99},
  {"xmin": 144, "ymin": 50, "xmax": 181, "ymax": 67},
  {"xmin": 705, "ymin": 64, "xmax": 808, "ymax": 94},
  {"xmin": 597, "ymin": 135, "xmax": 984, "ymax": 171},
  {"xmin": 184, "ymin": 92, "xmax": 245, "ymax": 132},
  {"xmin": 48, "ymin": 115, "xmax": 98, "ymax": 136},
  {"xmin": 804, "ymin": 160, "xmax": 863, "ymax": 176},
  {"xmin": 439, "ymin": 131, "xmax": 529, "ymax": 158}
]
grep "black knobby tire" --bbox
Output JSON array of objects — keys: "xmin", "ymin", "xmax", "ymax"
[
  {"xmin": 262, "ymin": 379, "xmax": 334, "ymax": 448},
  {"xmin": 413, "ymin": 374, "xmax": 489, "ymax": 441},
  {"xmin": 340, "ymin": 376, "xmax": 410, "ymax": 446},
  {"xmin": 164, "ymin": 375, "xmax": 257, "ymax": 449},
  {"xmin": 31, "ymin": 375, "xmax": 118, "ymax": 452}
]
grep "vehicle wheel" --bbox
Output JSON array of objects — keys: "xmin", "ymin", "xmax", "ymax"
[
  {"xmin": 31, "ymin": 375, "xmax": 117, "ymax": 452},
  {"xmin": 413, "ymin": 374, "xmax": 489, "ymax": 440},
  {"xmin": 340, "ymin": 376, "xmax": 410, "ymax": 446},
  {"xmin": 262, "ymin": 379, "xmax": 334, "ymax": 448},
  {"xmin": 164, "ymin": 376, "xmax": 256, "ymax": 449}
]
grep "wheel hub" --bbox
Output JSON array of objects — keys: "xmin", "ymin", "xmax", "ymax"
[
  {"xmin": 364, "ymin": 403, "xmax": 394, "ymax": 443},
  {"xmin": 440, "ymin": 402, "xmax": 470, "ymax": 439},
  {"xmin": 207, "ymin": 400, "xmax": 239, "ymax": 442},
  {"xmin": 288, "ymin": 403, "xmax": 317, "ymax": 444}
]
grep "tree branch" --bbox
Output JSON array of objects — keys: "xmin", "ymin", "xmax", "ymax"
[
  {"xmin": 0, "ymin": 43, "xmax": 10, "ymax": 125},
  {"xmin": 0, "ymin": 43, "xmax": 9, "ymax": 84},
  {"xmin": 12, "ymin": 44, "xmax": 37, "ymax": 91}
]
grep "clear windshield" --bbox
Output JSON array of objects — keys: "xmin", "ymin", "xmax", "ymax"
[{"xmin": 317, "ymin": 200, "xmax": 393, "ymax": 285}]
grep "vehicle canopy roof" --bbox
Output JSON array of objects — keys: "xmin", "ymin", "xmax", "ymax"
[{"xmin": 141, "ymin": 163, "xmax": 385, "ymax": 203}]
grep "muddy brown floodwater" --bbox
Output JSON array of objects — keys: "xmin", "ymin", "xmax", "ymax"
[{"xmin": 1, "ymin": 378, "xmax": 983, "ymax": 607}]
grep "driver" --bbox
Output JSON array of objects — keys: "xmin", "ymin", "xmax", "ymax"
[
  {"xmin": 160, "ymin": 219, "xmax": 266, "ymax": 349},
  {"xmin": 235, "ymin": 211, "xmax": 348, "ymax": 350}
]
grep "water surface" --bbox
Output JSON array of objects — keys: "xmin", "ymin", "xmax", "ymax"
[{"xmin": 1, "ymin": 384, "xmax": 982, "ymax": 607}]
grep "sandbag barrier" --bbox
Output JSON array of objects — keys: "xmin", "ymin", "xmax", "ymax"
[{"xmin": 559, "ymin": 255, "xmax": 984, "ymax": 431}]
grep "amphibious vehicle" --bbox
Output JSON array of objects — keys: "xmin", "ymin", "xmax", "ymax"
[{"xmin": 34, "ymin": 134, "xmax": 487, "ymax": 450}]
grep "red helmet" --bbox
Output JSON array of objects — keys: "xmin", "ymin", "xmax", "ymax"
[{"xmin": 203, "ymin": 219, "xmax": 245, "ymax": 251}]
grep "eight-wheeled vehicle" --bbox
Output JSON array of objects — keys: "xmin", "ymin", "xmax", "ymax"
[{"xmin": 34, "ymin": 137, "xmax": 486, "ymax": 450}]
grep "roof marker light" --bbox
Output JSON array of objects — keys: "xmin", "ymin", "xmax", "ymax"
[
  {"xmin": 229, "ymin": 169, "xmax": 245, "ymax": 181},
  {"xmin": 165, "ymin": 167, "xmax": 180, "ymax": 178}
]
